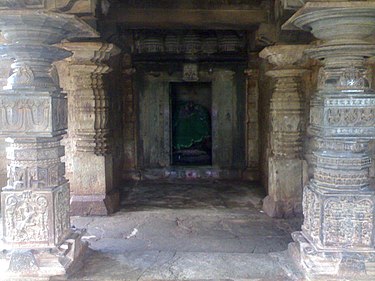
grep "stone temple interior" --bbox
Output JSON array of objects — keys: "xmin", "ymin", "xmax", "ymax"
[{"xmin": 0, "ymin": 0, "xmax": 375, "ymax": 280}]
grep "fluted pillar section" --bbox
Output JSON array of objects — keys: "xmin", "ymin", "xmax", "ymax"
[
  {"xmin": 259, "ymin": 45, "xmax": 309, "ymax": 218},
  {"xmin": 58, "ymin": 42, "xmax": 121, "ymax": 216},
  {"xmin": 285, "ymin": 2, "xmax": 375, "ymax": 279}
]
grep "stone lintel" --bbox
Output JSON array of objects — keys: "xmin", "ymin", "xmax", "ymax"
[{"xmin": 105, "ymin": 7, "xmax": 268, "ymax": 29}]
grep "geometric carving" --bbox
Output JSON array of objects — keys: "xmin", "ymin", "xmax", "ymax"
[
  {"xmin": 0, "ymin": 93, "xmax": 67, "ymax": 137},
  {"xmin": 5, "ymin": 137, "xmax": 66, "ymax": 190},
  {"xmin": 60, "ymin": 42, "xmax": 120, "ymax": 156},
  {"xmin": 303, "ymin": 184, "xmax": 375, "ymax": 249}
]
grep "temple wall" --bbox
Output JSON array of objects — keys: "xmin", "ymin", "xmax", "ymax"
[
  {"xmin": 134, "ymin": 63, "xmax": 247, "ymax": 179},
  {"xmin": 258, "ymin": 59, "xmax": 272, "ymax": 193}
]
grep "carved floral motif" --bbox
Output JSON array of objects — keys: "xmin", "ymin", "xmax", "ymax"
[{"xmin": 324, "ymin": 197, "xmax": 373, "ymax": 247}]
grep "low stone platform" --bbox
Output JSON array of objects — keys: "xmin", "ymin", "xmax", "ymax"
[{"xmin": 67, "ymin": 181, "xmax": 303, "ymax": 280}]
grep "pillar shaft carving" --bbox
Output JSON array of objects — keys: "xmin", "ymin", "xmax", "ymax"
[
  {"xmin": 285, "ymin": 2, "xmax": 375, "ymax": 279},
  {"xmin": 259, "ymin": 44, "xmax": 309, "ymax": 218},
  {"xmin": 61, "ymin": 42, "xmax": 120, "ymax": 156},
  {"xmin": 58, "ymin": 42, "xmax": 121, "ymax": 216},
  {"xmin": 0, "ymin": 9, "xmax": 97, "ymax": 279}
]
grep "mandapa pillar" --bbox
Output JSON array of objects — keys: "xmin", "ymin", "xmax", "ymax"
[
  {"xmin": 259, "ymin": 45, "xmax": 309, "ymax": 218},
  {"xmin": 0, "ymin": 9, "xmax": 98, "ymax": 279},
  {"xmin": 58, "ymin": 42, "xmax": 121, "ymax": 216},
  {"xmin": 284, "ymin": 2, "xmax": 375, "ymax": 279}
]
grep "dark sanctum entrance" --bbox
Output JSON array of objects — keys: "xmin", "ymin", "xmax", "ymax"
[{"xmin": 170, "ymin": 82, "xmax": 212, "ymax": 166}]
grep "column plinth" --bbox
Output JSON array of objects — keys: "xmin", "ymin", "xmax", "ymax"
[
  {"xmin": 0, "ymin": 9, "xmax": 98, "ymax": 279},
  {"xmin": 259, "ymin": 44, "xmax": 309, "ymax": 218},
  {"xmin": 284, "ymin": 2, "xmax": 375, "ymax": 279}
]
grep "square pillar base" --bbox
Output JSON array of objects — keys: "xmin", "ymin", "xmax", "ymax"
[
  {"xmin": 70, "ymin": 190, "xmax": 120, "ymax": 216},
  {"xmin": 289, "ymin": 231, "xmax": 375, "ymax": 280},
  {"xmin": 263, "ymin": 158, "xmax": 306, "ymax": 218},
  {"xmin": 0, "ymin": 229, "xmax": 88, "ymax": 280}
]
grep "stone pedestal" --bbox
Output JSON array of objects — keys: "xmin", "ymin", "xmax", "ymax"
[
  {"xmin": 259, "ymin": 45, "xmax": 309, "ymax": 218},
  {"xmin": 284, "ymin": 2, "xmax": 375, "ymax": 279},
  {"xmin": 57, "ymin": 42, "xmax": 120, "ymax": 216},
  {"xmin": 0, "ymin": 9, "xmax": 98, "ymax": 280}
]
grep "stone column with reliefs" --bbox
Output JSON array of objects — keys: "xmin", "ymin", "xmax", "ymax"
[
  {"xmin": 57, "ymin": 42, "xmax": 121, "ymax": 216},
  {"xmin": 0, "ymin": 9, "xmax": 98, "ymax": 279},
  {"xmin": 0, "ymin": 55, "xmax": 11, "ymax": 188},
  {"xmin": 284, "ymin": 2, "xmax": 375, "ymax": 279},
  {"xmin": 259, "ymin": 44, "xmax": 309, "ymax": 218}
]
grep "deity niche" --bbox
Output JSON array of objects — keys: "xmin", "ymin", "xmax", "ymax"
[
  {"xmin": 171, "ymin": 84, "xmax": 212, "ymax": 166},
  {"xmin": 5, "ymin": 193, "xmax": 49, "ymax": 243}
]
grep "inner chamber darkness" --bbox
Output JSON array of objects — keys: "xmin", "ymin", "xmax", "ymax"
[{"xmin": 171, "ymin": 82, "xmax": 212, "ymax": 165}]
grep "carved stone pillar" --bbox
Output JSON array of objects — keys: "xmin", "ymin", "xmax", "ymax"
[
  {"xmin": 259, "ymin": 45, "xmax": 309, "ymax": 218},
  {"xmin": 243, "ymin": 69, "xmax": 260, "ymax": 181},
  {"xmin": 284, "ymin": 2, "xmax": 375, "ymax": 279},
  {"xmin": 0, "ymin": 57, "xmax": 11, "ymax": 188},
  {"xmin": 58, "ymin": 42, "xmax": 121, "ymax": 216},
  {"xmin": 0, "ymin": 10, "xmax": 97, "ymax": 279}
]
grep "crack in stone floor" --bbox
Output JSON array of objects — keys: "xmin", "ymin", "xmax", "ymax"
[{"xmin": 68, "ymin": 180, "xmax": 303, "ymax": 281}]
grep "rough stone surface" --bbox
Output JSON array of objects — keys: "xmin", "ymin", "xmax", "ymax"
[{"xmin": 67, "ymin": 181, "xmax": 302, "ymax": 281}]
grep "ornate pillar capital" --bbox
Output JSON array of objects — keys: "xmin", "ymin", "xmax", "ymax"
[
  {"xmin": 284, "ymin": 2, "xmax": 375, "ymax": 279},
  {"xmin": 259, "ymin": 44, "xmax": 309, "ymax": 70},
  {"xmin": 60, "ymin": 42, "xmax": 120, "ymax": 72},
  {"xmin": 59, "ymin": 41, "xmax": 120, "ymax": 156}
]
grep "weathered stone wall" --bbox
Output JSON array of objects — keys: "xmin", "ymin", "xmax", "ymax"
[
  {"xmin": 258, "ymin": 59, "xmax": 272, "ymax": 193},
  {"xmin": 108, "ymin": 53, "xmax": 126, "ymax": 189},
  {"xmin": 135, "ymin": 63, "xmax": 247, "ymax": 179}
]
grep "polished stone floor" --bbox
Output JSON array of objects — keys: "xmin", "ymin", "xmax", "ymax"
[{"xmin": 69, "ymin": 180, "xmax": 302, "ymax": 281}]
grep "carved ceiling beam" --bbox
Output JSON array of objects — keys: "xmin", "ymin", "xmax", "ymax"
[{"xmin": 104, "ymin": 7, "xmax": 268, "ymax": 30}]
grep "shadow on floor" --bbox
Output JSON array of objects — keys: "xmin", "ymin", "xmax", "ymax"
[{"xmin": 69, "ymin": 180, "xmax": 302, "ymax": 280}]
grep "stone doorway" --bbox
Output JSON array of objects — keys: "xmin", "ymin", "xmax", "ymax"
[{"xmin": 170, "ymin": 82, "xmax": 212, "ymax": 166}]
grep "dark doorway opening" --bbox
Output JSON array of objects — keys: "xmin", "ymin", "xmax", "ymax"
[{"xmin": 171, "ymin": 82, "xmax": 212, "ymax": 165}]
